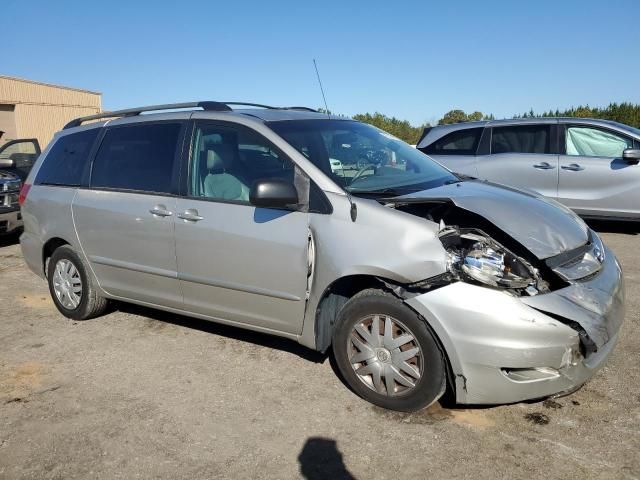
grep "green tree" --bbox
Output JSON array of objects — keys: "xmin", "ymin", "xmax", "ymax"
[
  {"xmin": 467, "ymin": 111, "xmax": 484, "ymax": 121},
  {"xmin": 352, "ymin": 112, "xmax": 428, "ymax": 144},
  {"xmin": 513, "ymin": 103, "xmax": 640, "ymax": 128},
  {"xmin": 438, "ymin": 109, "xmax": 468, "ymax": 125}
]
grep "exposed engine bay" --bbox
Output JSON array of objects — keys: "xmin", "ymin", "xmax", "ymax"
[{"xmin": 390, "ymin": 200, "xmax": 570, "ymax": 296}]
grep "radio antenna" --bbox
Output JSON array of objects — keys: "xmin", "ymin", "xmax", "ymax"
[{"xmin": 313, "ymin": 59, "xmax": 330, "ymax": 117}]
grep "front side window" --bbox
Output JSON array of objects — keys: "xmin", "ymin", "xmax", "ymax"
[
  {"xmin": 91, "ymin": 123, "xmax": 181, "ymax": 193},
  {"xmin": 269, "ymin": 119, "xmax": 457, "ymax": 196},
  {"xmin": 421, "ymin": 127, "xmax": 483, "ymax": 155},
  {"xmin": 491, "ymin": 125, "xmax": 550, "ymax": 154},
  {"xmin": 189, "ymin": 124, "xmax": 295, "ymax": 203},
  {"xmin": 566, "ymin": 126, "xmax": 633, "ymax": 158},
  {"xmin": 36, "ymin": 129, "xmax": 99, "ymax": 186}
]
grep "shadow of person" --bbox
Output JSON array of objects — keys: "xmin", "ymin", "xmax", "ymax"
[{"xmin": 298, "ymin": 437, "xmax": 355, "ymax": 480}]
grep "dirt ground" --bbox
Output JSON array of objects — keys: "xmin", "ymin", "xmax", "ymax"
[{"xmin": 0, "ymin": 222, "xmax": 638, "ymax": 479}]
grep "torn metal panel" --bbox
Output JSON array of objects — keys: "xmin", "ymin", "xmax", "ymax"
[
  {"xmin": 522, "ymin": 246, "xmax": 625, "ymax": 350},
  {"xmin": 393, "ymin": 180, "xmax": 589, "ymax": 260}
]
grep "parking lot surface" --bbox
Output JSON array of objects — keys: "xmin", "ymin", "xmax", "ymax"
[{"xmin": 0, "ymin": 223, "xmax": 639, "ymax": 479}]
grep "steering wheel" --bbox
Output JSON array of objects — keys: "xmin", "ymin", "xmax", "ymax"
[{"xmin": 349, "ymin": 162, "xmax": 377, "ymax": 186}]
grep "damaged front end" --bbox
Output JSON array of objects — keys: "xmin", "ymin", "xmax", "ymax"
[
  {"xmin": 439, "ymin": 226, "xmax": 550, "ymax": 297},
  {"xmin": 383, "ymin": 185, "xmax": 625, "ymax": 404}
]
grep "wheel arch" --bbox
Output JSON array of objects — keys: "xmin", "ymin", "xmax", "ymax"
[
  {"xmin": 313, "ymin": 273, "xmax": 459, "ymax": 403},
  {"xmin": 42, "ymin": 237, "xmax": 72, "ymax": 277}
]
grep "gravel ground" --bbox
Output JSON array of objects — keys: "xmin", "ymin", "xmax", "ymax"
[{"xmin": 0, "ymin": 223, "xmax": 638, "ymax": 479}]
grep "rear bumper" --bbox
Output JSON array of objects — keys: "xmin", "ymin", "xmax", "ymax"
[
  {"xmin": 406, "ymin": 247, "xmax": 624, "ymax": 405},
  {"xmin": 0, "ymin": 209, "xmax": 22, "ymax": 235}
]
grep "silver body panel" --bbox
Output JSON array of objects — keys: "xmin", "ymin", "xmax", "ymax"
[
  {"xmin": 475, "ymin": 153, "xmax": 560, "ymax": 200},
  {"xmin": 20, "ymin": 109, "xmax": 625, "ymax": 405},
  {"xmin": 422, "ymin": 118, "xmax": 640, "ymax": 219},
  {"xmin": 72, "ymin": 189, "xmax": 183, "ymax": 309},
  {"xmin": 174, "ymin": 199, "xmax": 310, "ymax": 334}
]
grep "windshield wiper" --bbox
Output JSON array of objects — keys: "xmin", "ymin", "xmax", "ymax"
[
  {"xmin": 445, "ymin": 173, "xmax": 475, "ymax": 184},
  {"xmin": 348, "ymin": 188, "xmax": 411, "ymax": 198}
]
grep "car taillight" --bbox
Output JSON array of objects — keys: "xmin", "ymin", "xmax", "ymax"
[{"xmin": 18, "ymin": 183, "xmax": 31, "ymax": 206}]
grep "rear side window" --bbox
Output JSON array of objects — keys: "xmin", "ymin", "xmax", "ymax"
[
  {"xmin": 422, "ymin": 127, "xmax": 482, "ymax": 155},
  {"xmin": 491, "ymin": 125, "xmax": 550, "ymax": 154},
  {"xmin": 35, "ymin": 129, "xmax": 99, "ymax": 186},
  {"xmin": 91, "ymin": 123, "xmax": 182, "ymax": 194}
]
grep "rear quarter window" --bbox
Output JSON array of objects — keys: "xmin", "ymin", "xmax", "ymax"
[
  {"xmin": 491, "ymin": 125, "xmax": 550, "ymax": 154},
  {"xmin": 421, "ymin": 127, "xmax": 483, "ymax": 155},
  {"xmin": 35, "ymin": 129, "xmax": 100, "ymax": 186}
]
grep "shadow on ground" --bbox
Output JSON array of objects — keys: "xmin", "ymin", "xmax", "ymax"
[
  {"xmin": 298, "ymin": 437, "xmax": 356, "ymax": 480},
  {"xmin": 114, "ymin": 301, "xmax": 327, "ymax": 363}
]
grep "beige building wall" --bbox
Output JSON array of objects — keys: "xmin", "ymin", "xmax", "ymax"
[{"xmin": 0, "ymin": 75, "xmax": 101, "ymax": 148}]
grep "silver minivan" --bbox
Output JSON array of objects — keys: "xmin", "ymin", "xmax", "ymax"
[
  {"xmin": 418, "ymin": 118, "xmax": 640, "ymax": 220},
  {"xmin": 20, "ymin": 102, "xmax": 624, "ymax": 411}
]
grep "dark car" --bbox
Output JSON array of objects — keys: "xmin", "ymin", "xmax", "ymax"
[{"xmin": 0, "ymin": 135, "xmax": 40, "ymax": 235}]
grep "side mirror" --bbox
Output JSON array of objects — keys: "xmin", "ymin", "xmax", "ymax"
[
  {"xmin": 250, "ymin": 178, "xmax": 299, "ymax": 209},
  {"xmin": 0, "ymin": 158, "xmax": 15, "ymax": 168},
  {"xmin": 623, "ymin": 148, "xmax": 640, "ymax": 164}
]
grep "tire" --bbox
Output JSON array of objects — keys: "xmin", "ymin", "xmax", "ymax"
[
  {"xmin": 47, "ymin": 245, "xmax": 108, "ymax": 320},
  {"xmin": 332, "ymin": 288, "xmax": 446, "ymax": 412}
]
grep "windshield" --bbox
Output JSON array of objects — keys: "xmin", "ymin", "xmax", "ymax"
[{"xmin": 268, "ymin": 119, "xmax": 458, "ymax": 196}]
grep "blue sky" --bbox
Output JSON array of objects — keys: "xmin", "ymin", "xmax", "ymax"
[{"xmin": 4, "ymin": 0, "xmax": 639, "ymax": 125}]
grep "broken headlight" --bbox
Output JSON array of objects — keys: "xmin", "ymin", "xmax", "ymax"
[{"xmin": 441, "ymin": 228, "xmax": 549, "ymax": 295}]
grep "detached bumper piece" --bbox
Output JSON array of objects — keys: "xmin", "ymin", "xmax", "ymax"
[{"xmin": 406, "ymin": 246, "xmax": 624, "ymax": 405}]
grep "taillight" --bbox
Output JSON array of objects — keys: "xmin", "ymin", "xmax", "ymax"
[{"xmin": 18, "ymin": 183, "xmax": 31, "ymax": 206}]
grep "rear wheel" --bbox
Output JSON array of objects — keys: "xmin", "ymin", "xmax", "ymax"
[
  {"xmin": 47, "ymin": 245, "xmax": 108, "ymax": 320},
  {"xmin": 332, "ymin": 289, "xmax": 446, "ymax": 412}
]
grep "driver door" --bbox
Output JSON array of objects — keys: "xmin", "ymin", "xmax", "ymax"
[{"xmin": 174, "ymin": 121, "xmax": 311, "ymax": 334}]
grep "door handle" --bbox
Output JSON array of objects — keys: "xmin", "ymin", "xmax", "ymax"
[
  {"xmin": 533, "ymin": 162, "xmax": 555, "ymax": 170},
  {"xmin": 177, "ymin": 209, "xmax": 204, "ymax": 222},
  {"xmin": 149, "ymin": 205, "xmax": 173, "ymax": 217},
  {"xmin": 561, "ymin": 163, "xmax": 584, "ymax": 171}
]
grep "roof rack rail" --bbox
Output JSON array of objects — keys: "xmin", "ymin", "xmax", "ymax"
[
  {"xmin": 286, "ymin": 106, "xmax": 318, "ymax": 112},
  {"xmin": 224, "ymin": 103, "xmax": 317, "ymax": 112},
  {"xmin": 223, "ymin": 102, "xmax": 278, "ymax": 109},
  {"xmin": 63, "ymin": 101, "xmax": 232, "ymax": 129},
  {"xmin": 63, "ymin": 101, "xmax": 319, "ymax": 130}
]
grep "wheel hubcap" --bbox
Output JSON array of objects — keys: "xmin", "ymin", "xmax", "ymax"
[
  {"xmin": 52, "ymin": 259, "xmax": 82, "ymax": 310},
  {"xmin": 347, "ymin": 314, "xmax": 422, "ymax": 397}
]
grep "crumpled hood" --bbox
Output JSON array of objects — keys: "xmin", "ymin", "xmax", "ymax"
[{"xmin": 396, "ymin": 180, "xmax": 589, "ymax": 260}]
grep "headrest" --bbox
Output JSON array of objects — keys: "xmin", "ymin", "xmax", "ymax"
[
  {"xmin": 205, "ymin": 143, "xmax": 235, "ymax": 171},
  {"xmin": 207, "ymin": 149, "xmax": 224, "ymax": 171}
]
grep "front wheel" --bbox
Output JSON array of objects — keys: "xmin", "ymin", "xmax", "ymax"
[{"xmin": 332, "ymin": 289, "xmax": 446, "ymax": 412}]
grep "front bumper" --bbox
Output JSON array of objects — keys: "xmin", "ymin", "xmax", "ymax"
[
  {"xmin": 0, "ymin": 208, "xmax": 22, "ymax": 235},
  {"xmin": 406, "ymin": 246, "xmax": 624, "ymax": 405}
]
